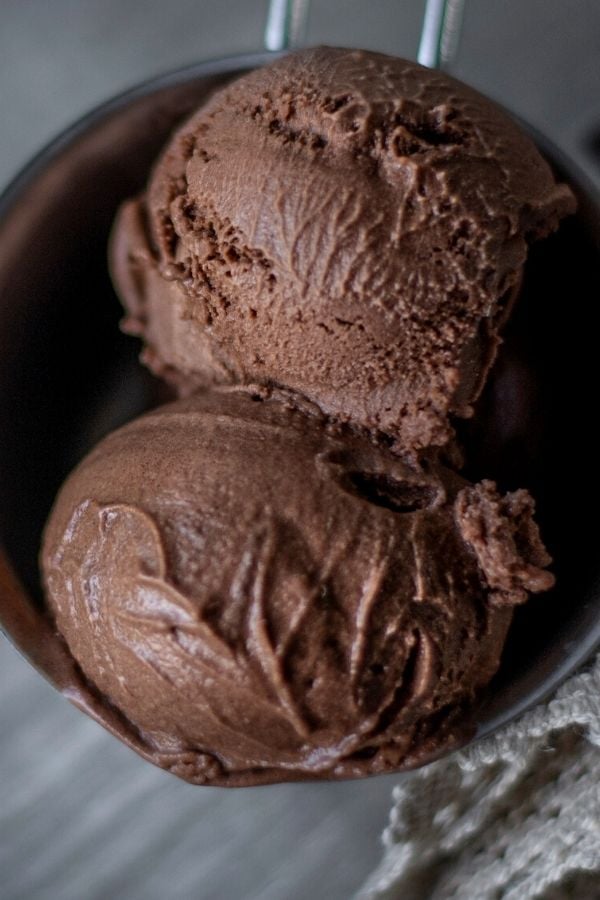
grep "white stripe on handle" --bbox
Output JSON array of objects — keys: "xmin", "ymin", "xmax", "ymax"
[{"xmin": 418, "ymin": 0, "xmax": 466, "ymax": 69}]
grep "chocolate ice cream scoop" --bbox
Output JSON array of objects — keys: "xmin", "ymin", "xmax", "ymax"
[
  {"xmin": 41, "ymin": 389, "xmax": 552, "ymax": 785},
  {"xmin": 111, "ymin": 47, "xmax": 574, "ymax": 449}
]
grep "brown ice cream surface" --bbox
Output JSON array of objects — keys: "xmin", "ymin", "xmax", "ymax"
[
  {"xmin": 111, "ymin": 46, "xmax": 574, "ymax": 449},
  {"xmin": 41, "ymin": 389, "xmax": 553, "ymax": 786},
  {"xmin": 39, "ymin": 48, "xmax": 569, "ymax": 785}
]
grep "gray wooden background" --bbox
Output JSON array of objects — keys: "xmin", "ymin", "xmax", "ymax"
[{"xmin": 1, "ymin": 2, "xmax": 599, "ymax": 898}]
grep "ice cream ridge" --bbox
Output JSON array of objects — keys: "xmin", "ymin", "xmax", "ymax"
[{"xmin": 42, "ymin": 47, "xmax": 575, "ymax": 785}]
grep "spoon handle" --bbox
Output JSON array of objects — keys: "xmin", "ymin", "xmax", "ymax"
[
  {"xmin": 264, "ymin": 0, "xmax": 311, "ymax": 52},
  {"xmin": 264, "ymin": 0, "xmax": 465, "ymax": 68},
  {"xmin": 417, "ymin": 0, "xmax": 466, "ymax": 69}
]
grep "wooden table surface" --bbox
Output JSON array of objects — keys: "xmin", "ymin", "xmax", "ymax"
[{"xmin": 1, "ymin": 2, "xmax": 598, "ymax": 898}]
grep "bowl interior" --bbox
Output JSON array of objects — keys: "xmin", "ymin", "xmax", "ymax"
[{"xmin": 1, "ymin": 53, "xmax": 599, "ymax": 748}]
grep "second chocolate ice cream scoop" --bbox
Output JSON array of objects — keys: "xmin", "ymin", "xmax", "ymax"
[{"xmin": 41, "ymin": 389, "xmax": 553, "ymax": 785}]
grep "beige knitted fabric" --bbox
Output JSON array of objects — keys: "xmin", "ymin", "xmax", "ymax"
[{"xmin": 359, "ymin": 655, "xmax": 600, "ymax": 900}]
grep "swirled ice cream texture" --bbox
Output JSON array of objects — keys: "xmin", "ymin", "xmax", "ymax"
[
  {"xmin": 42, "ymin": 390, "xmax": 553, "ymax": 785},
  {"xmin": 111, "ymin": 46, "xmax": 575, "ymax": 448}
]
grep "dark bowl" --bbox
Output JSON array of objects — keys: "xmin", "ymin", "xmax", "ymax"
[{"xmin": 1, "ymin": 52, "xmax": 599, "ymax": 769}]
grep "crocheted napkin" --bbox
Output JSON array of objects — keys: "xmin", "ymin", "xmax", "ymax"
[{"xmin": 359, "ymin": 654, "xmax": 600, "ymax": 900}]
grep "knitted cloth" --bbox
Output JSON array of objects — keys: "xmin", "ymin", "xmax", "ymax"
[{"xmin": 359, "ymin": 654, "xmax": 600, "ymax": 900}]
